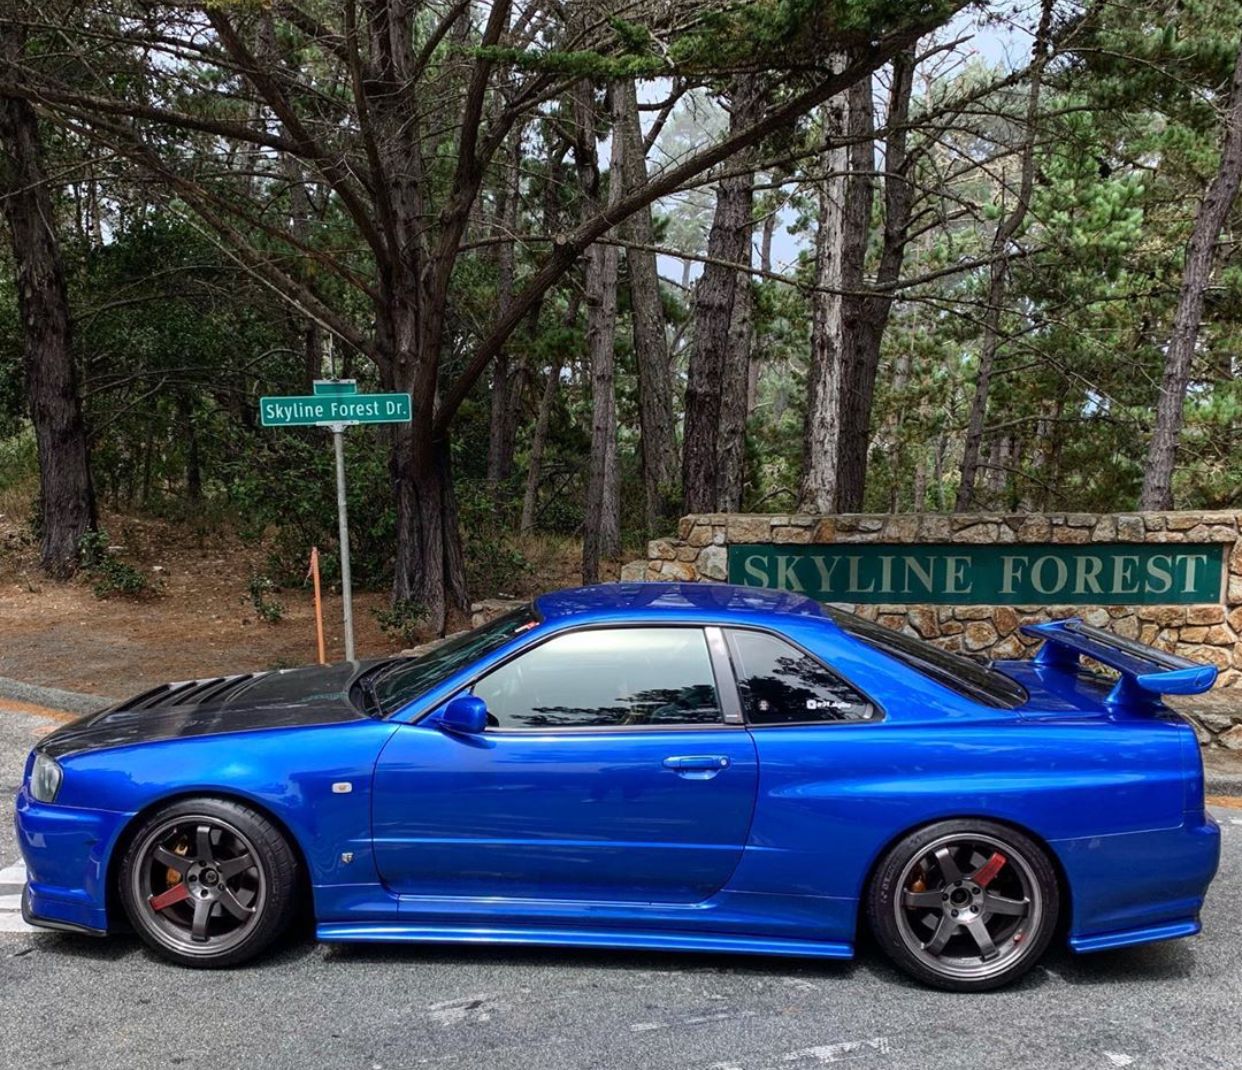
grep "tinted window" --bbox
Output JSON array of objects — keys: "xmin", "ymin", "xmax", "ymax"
[
  {"xmin": 474, "ymin": 628, "xmax": 723, "ymax": 730},
  {"xmin": 373, "ymin": 605, "xmax": 538, "ymax": 713},
  {"xmin": 823, "ymin": 607, "xmax": 1027, "ymax": 709},
  {"xmin": 726, "ymin": 629, "xmax": 876, "ymax": 725}
]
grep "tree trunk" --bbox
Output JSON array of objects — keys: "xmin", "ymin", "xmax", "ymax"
[
  {"xmin": 581, "ymin": 84, "xmax": 622, "ymax": 584},
  {"xmin": 956, "ymin": 0, "xmax": 1053, "ymax": 511},
  {"xmin": 615, "ymin": 79, "xmax": 678, "ymax": 531},
  {"xmin": 800, "ymin": 82, "xmax": 854, "ymax": 513},
  {"xmin": 718, "ymin": 245, "xmax": 754, "ymax": 511},
  {"xmin": 682, "ymin": 76, "xmax": 760, "ymax": 513},
  {"xmin": 1141, "ymin": 39, "xmax": 1242, "ymax": 509},
  {"xmin": 520, "ymin": 357, "xmax": 562, "ymax": 533},
  {"xmin": 486, "ymin": 132, "xmax": 522, "ymax": 485},
  {"xmin": 0, "ymin": 30, "xmax": 96, "ymax": 577},
  {"xmin": 835, "ymin": 53, "xmax": 916, "ymax": 511}
]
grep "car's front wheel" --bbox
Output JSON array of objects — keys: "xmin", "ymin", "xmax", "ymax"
[
  {"xmin": 867, "ymin": 819, "xmax": 1059, "ymax": 991},
  {"xmin": 119, "ymin": 797, "xmax": 299, "ymax": 967}
]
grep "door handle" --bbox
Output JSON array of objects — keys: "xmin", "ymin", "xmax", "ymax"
[{"xmin": 663, "ymin": 755, "xmax": 730, "ymax": 779}]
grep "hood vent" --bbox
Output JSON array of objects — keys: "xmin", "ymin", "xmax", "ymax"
[{"xmin": 112, "ymin": 674, "xmax": 256, "ymax": 713}]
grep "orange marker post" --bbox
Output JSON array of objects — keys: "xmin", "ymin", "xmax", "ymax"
[{"xmin": 309, "ymin": 546, "xmax": 327, "ymax": 665}]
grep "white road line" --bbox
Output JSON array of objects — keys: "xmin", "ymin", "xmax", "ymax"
[{"xmin": 0, "ymin": 859, "xmax": 38, "ymax": 934}]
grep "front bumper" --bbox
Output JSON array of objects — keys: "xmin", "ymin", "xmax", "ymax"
[
  {"xmin": 21, "ymin": 884, "xmax": 107, "ymax": 937},
  {"xmin": 13, "ymin": 785, "xmax": 132, "ymax": 935}
]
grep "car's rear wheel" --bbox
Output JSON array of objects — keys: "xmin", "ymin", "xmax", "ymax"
[
  {"xmin": 119, "ymin": 797, "xmax": 298, "ymax": 968},
  {"xmin": 867, "ymin": 819, "xmax": 1059, "ymax": 992}
]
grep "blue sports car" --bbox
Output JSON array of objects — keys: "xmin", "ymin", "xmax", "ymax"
[{"xmin": 15, "ymin": 583, "xmax": 1221, "ymax": 990}]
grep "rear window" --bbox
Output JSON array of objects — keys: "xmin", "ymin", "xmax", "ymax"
[{"xmin": 824, "ymin": 607, "xmax": 1027, "ymax": 709}]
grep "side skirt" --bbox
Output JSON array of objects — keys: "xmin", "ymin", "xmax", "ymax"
[
  {"xmin": 1069, "ymin": 917, "xmax": 1201, "ymax": 954},
  {"xmin": 315, "ymin": 921, "xmax": 854, "ymax": 960}
]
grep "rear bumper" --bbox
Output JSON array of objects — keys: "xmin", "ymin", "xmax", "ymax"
[
  {"xmin": 13, "ymin": 786, "xmax": 131, "ymax": 935},
  {"xmin": 1055, "ymin": 812, "xmax": 1220, "ymax": 952}
]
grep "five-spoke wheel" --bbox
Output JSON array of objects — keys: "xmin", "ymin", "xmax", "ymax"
[
  {"xmin": 868, "ymin": 819, "xmax": 1059, "ymax": 991},
  {"xmin": 119, "ymin": 798, "xmax": 298, "ymax": 967}
]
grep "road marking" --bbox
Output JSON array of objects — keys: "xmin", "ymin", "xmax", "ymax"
[
  {"xmin": 782, "ymin": 1037, "xmax": 891, "ymax": 1064},
  {"xmin": 1103, "ymin": 1054, "xmax": 1134, "ymax": 1067},
  {"xmin": 0, "ymin": 860, "xmax": 38, "ymax": 934}
]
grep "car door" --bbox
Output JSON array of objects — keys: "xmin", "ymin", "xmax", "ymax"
[{"xmin": 371, "ymin": 625, "xmax": 757, "ymax": 903}]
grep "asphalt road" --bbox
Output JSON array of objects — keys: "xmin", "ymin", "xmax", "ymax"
[{"xmin": 0, "ymin": 703, "xmax": 1238, "ymax": 1070}]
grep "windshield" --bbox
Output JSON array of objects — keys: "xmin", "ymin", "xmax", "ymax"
[
  {"xmin": 372, "ymin": 605, "xmax": 539, "ymax": 715},
  {"xmin": 824, "ymin": 607, "xmax": 1027, "ymax": 709}
]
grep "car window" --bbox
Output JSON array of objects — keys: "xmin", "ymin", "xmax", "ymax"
[
  {"xmin": 373, "ymin": 605, "xmax": 539, "ymax": 714},
  {"xmin": 725, "ymin": 629, "xmax": 876, "ymax": 725},
  {"xmin": 823, "ymin": 607, "xmax": 1027, "ymax": 709},
  {"xmin": 473, "ymin": 628, "xmax": 724, "ymax": 730}
]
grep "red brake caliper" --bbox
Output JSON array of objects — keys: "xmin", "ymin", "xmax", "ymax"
[
  {"xmin": 148, "ymin": 882, "xmax": 190, "ymax": 912},
  {"xmin": 973, "ymin": 851, "xmax": 1007, "ymax": 888}
]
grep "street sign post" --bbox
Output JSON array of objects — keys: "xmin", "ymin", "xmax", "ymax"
[{"xmin": 260, "ymin": 379, "xmax": 412, "ymax": 661}]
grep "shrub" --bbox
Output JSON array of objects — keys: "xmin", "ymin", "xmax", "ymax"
[
  {"xmin": 79, "ymin": 529, "xmax": 153, "ymax": 599},
  {"xmin": 247, "ymin": 574, "xmax": 285, "ymax": 623}
]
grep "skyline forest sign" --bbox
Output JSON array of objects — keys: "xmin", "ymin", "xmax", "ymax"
[{"xmin": 728, "ymin": 543, "xmax": 1225, "ymax": 606}]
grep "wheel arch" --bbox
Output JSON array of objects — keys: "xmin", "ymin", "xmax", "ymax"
[
  {"xmin": 853, "ymin": 813, "xmax": 1073, "ymax": 943},
  {"xmin": 103, "ymin": 789, "xmax": 314, "ymax": 933}
]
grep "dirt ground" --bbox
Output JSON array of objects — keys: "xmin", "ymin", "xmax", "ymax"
[{"xmin": 0, "ymin": 509, "xmax": 597, "ymax": 700}]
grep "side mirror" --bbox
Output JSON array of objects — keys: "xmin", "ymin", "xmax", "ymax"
[{"xmin": 440, "ymin": 694, "xmax": 488, "ymax": 735}]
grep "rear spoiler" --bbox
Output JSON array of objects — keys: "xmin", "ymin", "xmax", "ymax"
[{"xmin": 1020, "ymin": 618, "xmax": 1218, "ymax": 710}]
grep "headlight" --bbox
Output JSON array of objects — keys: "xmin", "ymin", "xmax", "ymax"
[{"xmin": 30, "ymin": 753, "xmax": 63, "ymax": 803}]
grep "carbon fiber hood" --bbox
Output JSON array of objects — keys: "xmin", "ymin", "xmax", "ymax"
[{"xmin": 37, "ymin": 660, "xmax": 380, "ymax": 759}]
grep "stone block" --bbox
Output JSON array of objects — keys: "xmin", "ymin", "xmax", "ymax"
[
  {"xmin": 991, "ymin": 636, "xmax": 1024, "ymax": 659},
  {"xmin": 907, "ymin": 607, "xmax": 939, "ymax": 639},
  {"xmin": 727, "ymin": 516, "xmax": 772, "ymax": 542},
  {"xmin": 994, "ymin": 607, "xmax": 1019, "ymax": 635},
  {"xmin": 919, "ymin": 515, "xmax": 952, "ymax": 540},
  {"xmin": 1066, "ymin": 513, "xmax": 1096, "ymax": 528},
  {"xmin": 697, "ymin": 544, "xmax": 727, "ymax": 581},
  {"xmin": 1116, "ymin": 515, "xmax": 1144, "ymax": 540},
  {"xmin": 954, "ymin": 523, "xmax": 998, "ymax": 544},
  {"xmin": 661, "ymin": 560, "xmax": 697, "ymax": 582},
  {"xmin": 686, "ymin": 524, "xmax": 714, "ymax": 547},
  {"xmin": 772, "ymin": 525, "xmax": 812, "ymax": 544},
  {"xmin": 1016, "ymin": 515, "xmax": 1051, "ymax": 541},
  {"xmin": 883, "ymin": 515, "xmax": 919, "ymax": 541},
  {"xmin": 1112, "ymin": 615, "xmax": 1140, "ymax": 640},
  {"xmin": 1051, "ymin": 526, "xmax": 1090, "ymax": 545},
  {"xmin": 1084, "ymin": 608, "xmax": 1110, "ymax": 627},
  {"xmin": 1219, "ymin": 725, "xmax": 1242, "ymax": 750},
  {"xmin": 1187, "ymin": 605, "xmax": 1225, "ymax": 625},
  {"xmin": 812, "ymin": 518, "xmax": 837, "ymax": 542},
  {"xmin": 619, "ymin": 560, "xmax": 646, "ymax": 582},
  {"xmin": 648, "ymin": 538, "xmax": 676, "ymax": 560},
  {"xmin": 1091, "ymin": 517, "xmax": 1117, "ymax": 541},
  {"xmin": 963, "ymin": 620, "xmax": 997, "ymax": 650}
]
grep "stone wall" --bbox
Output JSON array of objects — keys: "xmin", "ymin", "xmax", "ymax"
[{"xmin": 621, "ymin": 511, "xmax": 1242, "ymax": 729}]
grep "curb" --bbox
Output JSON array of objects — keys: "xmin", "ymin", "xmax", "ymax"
[
  {"xmin": 1205, "ymin": 755, "xmax": 1242, "ymax": 797},
  {"xmin": 0, "ymin": 676, "xmax": 114, "ymax": 716}
]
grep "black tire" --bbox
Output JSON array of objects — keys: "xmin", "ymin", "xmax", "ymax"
[
  {"xmin": 118, "ymin": 797, "xmax": 299, "ymax": 968},
  {"xmin": 867, "ymin": 819, "xmax": 1060, "ymax": 992}
]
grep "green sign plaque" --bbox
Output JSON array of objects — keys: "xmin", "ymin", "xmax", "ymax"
[
  {"xmin": 728, "ymin": 542, "xmax": 1225, "ymax": 606},
  {"xmin": 259, "ymin": 392, "xmax": 411, "ymax": 427}
]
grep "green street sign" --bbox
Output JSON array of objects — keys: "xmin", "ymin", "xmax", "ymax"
[
  {"xmin": 312, "ymin": 379, "xmax": 358, "ymax": 396},
  {"xmin": 728, "ymin": 542, "xmax": 1226, "ymax": 606},
  {"xmin": 259, "ymin": 391, "xmax": 411, "ymax": 427}
]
